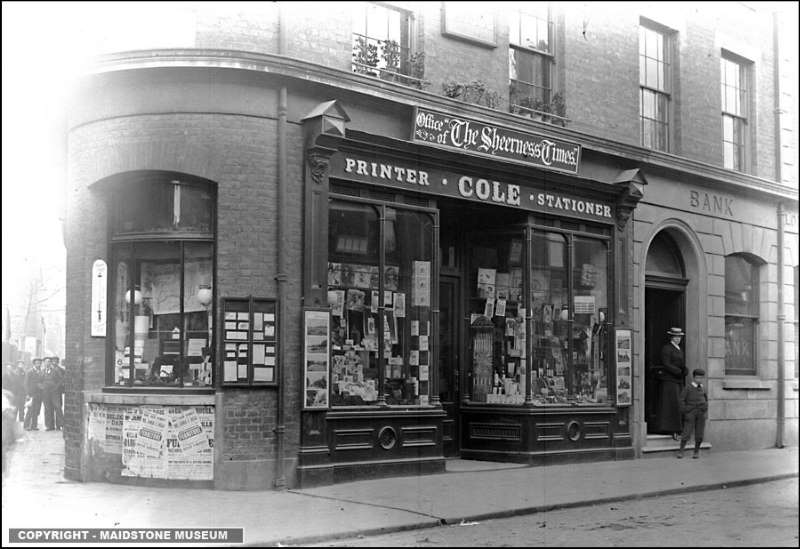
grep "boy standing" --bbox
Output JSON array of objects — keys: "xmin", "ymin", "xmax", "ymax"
[{"xmin": 677, "ymin": 368, "xmax": 708, "ymax": 459}]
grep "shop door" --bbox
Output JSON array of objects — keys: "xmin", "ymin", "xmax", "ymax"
[
  {"xmin": 439, "ymin": 276, "xmax": 461, "ymax": 457},
  {"xmin": 644, "ymin": 286, "xmax": 685, "ymax": 433}
]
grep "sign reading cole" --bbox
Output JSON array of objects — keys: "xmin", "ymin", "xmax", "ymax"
[
  {"xmin": 413, "ymin": 107, "xmax": 581, "ymax": 174},
  {"xmin": 330, "ymin": 153, "xmax": 614, "ymax": 224}
]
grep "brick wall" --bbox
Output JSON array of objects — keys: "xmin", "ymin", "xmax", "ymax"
[{"xmin": 67, "ymin": 85, "xmax": 305, "ymax": 473}]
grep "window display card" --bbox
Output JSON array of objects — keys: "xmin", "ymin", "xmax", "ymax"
[
  {"xmin": 393, "ymin": 292, "xmax": 406, "ymax": 318},
  {"xmin": 419, "ymin": 335, "xmax": 429, "ymax": 351},
  {"xmin": 265, "ymin": 356, "xmax": 275, "ymax": 366},
  {"xmin": 225, "ymin": 312, "xmax": 236, "ymax": 320},
  {"xmin": 412, "ymin": 260, "xmax": 431, "ymax": 307},
  {"xmin": 327, "ymin": 262, "xmax": 342, "ymax": 287},
  {"xmin": 254, "ymin": 367, "xmax": 274, "ymax": 383},
  {"xmin": 264, "ymin": 313, "xmax": 275, "ymax": 321},
  {"xmin": 253, "ymin": 344, "xmax": 265, "ymax": 365},
  {"xmin": 496, "ymin": 298, "xmax": 507, "ymax": 317},
  {"xmin": 265, "ymin": 345, "xmax": 275, "ymax": 355},
  {"xmin": 237, "ymin": 312, "xmax": 248, "ymax": 321},
  {"xmin": 384, "ymin": 265, "xmax": 399, "ymax": 291},
  {"xmin": 484, "ymin": 299, "xmax": 495, "ymax": 318},
  {"xmin": 225, "ymin": 343, "xmax": 237, "ymax": 351},
  {"xmin": 254, "ymin": 313, "xmax": 263, "ymax": 332},
  {"xmin": 410, "ymin": 350, "xmax": 419, "ymax": 366},
  {"xmin": 265, "ymin": 324, "xmax": 275, "ymax": 338},
  {"xmin": 574, "ymin": 295, "xmax": 595, "ymax": 314},
  {"xmin": 237, "ymin": 363, "xmax": 248, "ymax": 379},
  {"xmin": 224, "ymin": 361, "xmax": 237, "ymax": 382},
  {"xmin": 384, "ymin": 291, "xmax": 393, "ymax": 306},
  {"xmin": 346, "ymin": 289, "xmax": 366, "ymax": 311},
  {"xmin": 366, "ymin": 316, "xmax": 376, "ymax": 335},
  {"xmin": 226, "ymin": 351, "xmax": 237, "ymax": 359},
  {"xmin": 371, "ymin": 291, "xmax": 379, "ymax": 313},
  {"xmin": 237, "ymin": 321, "xmax": 249, "ymax": 330},
  {"xmin": 495, "ymin": 272, "xmax": 510, "ymax": 300},
  {"xmin": 411, "ymin": 320, "xmax": 419, "ymax": 336},
  {"xmin": 418, "ymin": 365, "xmax": 429, "ymax": 381},
  {"xmin": 225, "ymin": 321, "xmax": 237, "ymax": 330},
  {"xmin": 253, "ymin": 332, "xmax": 264, "ymax": 341}
]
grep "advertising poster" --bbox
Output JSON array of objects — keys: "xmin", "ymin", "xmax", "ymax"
[
  {"xmin": 304, "ymin": 309, "xmax": 330, "ymax": 409},
  {"xmin": 615, "ymin": 329, "xmax": 632, "ymax": 407}
]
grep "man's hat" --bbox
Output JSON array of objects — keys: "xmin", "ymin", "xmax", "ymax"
[
  {"xmin": 693, "ymin": 368, "xmax": 706, "ymax": 377},
  {"xmin": 667, "ymin": 327, "xmax": 685, "ymax": 336},
  {"xmin": 32, "ymin": 358, "xmax": 43, "ymax": 363}
]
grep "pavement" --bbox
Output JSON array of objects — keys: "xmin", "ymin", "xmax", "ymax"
[{"xmin": 2, "ymin": 421, "xmax": 797, "ymax": 547}]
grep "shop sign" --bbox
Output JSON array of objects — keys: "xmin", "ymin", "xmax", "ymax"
[
  {"xmin": 688, "ymin": 190, "xmax": 734, "ymax": 217},
  {"xmin": 330, "ymin": 153, "xmax": 613, "ymax": 223},
  {"xmin": 412, "ymin": 107, "xmax": 581, "ymax": 174}
]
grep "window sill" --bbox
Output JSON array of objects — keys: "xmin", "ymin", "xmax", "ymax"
[
  {"xmin": 721, "ymin": 379, "xmax": 772, "ymax": 391},
  {"xmin": 89, "ymin": 389, "xmax": 215, "ymax": 406}
]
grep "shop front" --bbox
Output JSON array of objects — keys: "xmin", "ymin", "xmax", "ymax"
[{"xmin": 296, "ymin": 103, "xmax": 644, "ymax": 485}]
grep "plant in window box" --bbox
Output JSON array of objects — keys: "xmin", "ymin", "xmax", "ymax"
[
  {"xmin": 407, "ymin": 51, "xmax": 426, "ymax": 89},
  {"xmin": 352, "ymin": 36, "xmax": 379, "ymax": 76},
  {"xmin": 380, "ymin": 39, "xmax": 401, "ymax": 80},
  {"xmin": 442, "ymin": 79, "xmax": 464, "ymax": 99},
  {"xmin": 550, "ymin": 92, "xmax": 567, "ymax": 127}
]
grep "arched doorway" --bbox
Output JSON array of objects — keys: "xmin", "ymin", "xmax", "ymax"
[{"xmin": 644, "ymin": 231, "xmax": 687, "ymax": 434}]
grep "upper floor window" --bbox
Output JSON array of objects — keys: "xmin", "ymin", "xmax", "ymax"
[
  {"xmin": 351, "ymin": 3, "xmax": 421, "ymax": 87},
  {"xmin": 508, "ymin": 5, "xmax": 556, "ymax": 117},
  {"xmin": 639, "ymin": 22, "xmax": 672, "ymax": 151},
  {"xmin": 721, "ymin": 52, "xmax": 751, "ymax": 172},
  {"xmin": 725, "ymin": 254, "xmax": 761, "ymax": 375},
  {"xmin": 108, "ymin": 172, "xmax": 216, "ymax": 389}
]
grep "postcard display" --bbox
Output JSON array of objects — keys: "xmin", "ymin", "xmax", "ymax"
[
  {"xmin": 327, "ymin": 260, "xmax": 432, "ymax": 406},
  {"xmin": 220, "ymin": 297, "xmax": 278, "ymax": 385},
  {"xmin": 469, "ymin": 233, "xmax": 609, "ymax": 405},
  {"xmin": 469, "ymin": 238, "xmax": 527, "ymax": 403}
]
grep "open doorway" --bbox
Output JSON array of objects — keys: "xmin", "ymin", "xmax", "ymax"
[{"xmin": 644, "ymin": 287, "xmax": 685, "ymax": 432}]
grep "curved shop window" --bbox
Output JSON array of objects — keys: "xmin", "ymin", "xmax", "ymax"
[
  {"xmin": 467, "ymin": 226, "xmax": 611, "ymax": 405},
  {"xmin": 327, "ymin": 198, "xmax": 436, "ymax": 406},
  {"xmin": 108, "ymin": 173, "xmax": 216, "ymax": 388}
]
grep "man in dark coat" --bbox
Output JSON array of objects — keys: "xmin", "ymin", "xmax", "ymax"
[
  {"xmin": 24, "ymin": 358, "xmax": 44, "ymax": 430},
  {"xmin": 652, "ymin": 327, "xmax": 687, "ymax": 438},
  {"xmin": 42, "ymin": 357, "xmax": 64, "ymax": 431}
]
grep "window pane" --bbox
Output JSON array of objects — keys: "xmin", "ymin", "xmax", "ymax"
[
  {"xmin": 115, "ymin": 179, "xmax": 174, "ymax": 235},
  {"xmin": 383, "ymin": 208, "xmax": 434, "ymax": 405},
  {"xmin": 725, "ymin": 316, "xmax": 756, "ymax": 374},
  {"xmin": 571, "ymin": 237, "xmax": 609, "ymax": 403},
  {"xmin": 329, "ymin": 201, "xmax": 380, "ymax": 406},
  {"xmin": 178, "ymin": 184, "xmax": 214, "ymax": 233},
  {"xmin": 112, "ymin": 246, "xmax": 132, "ymax": 385},
  {"xmin": 138, "ymin": 241, "xmax": 182, "ymax": 386},
  {"xmin": 468, "ymin": 231, "xmax": 526, "ymax": 404},
  {"xmin": 531, "ymin": 232, "xmax": 569, "ymax": 404},
  {"xmin": 725, "ymin": 255, "xmax": 758, "ymax": 316},
  {"xmin": 182, "ymin": 242, "xmax": 214, "ymax": 386}
]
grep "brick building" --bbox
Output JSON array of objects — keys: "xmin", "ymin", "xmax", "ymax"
[{"xmin": 64, "ymin": 2, "xmax": 798, "ymax": 489}]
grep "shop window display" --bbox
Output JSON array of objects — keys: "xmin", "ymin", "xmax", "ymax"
[
  {"xmin": 328, "ymin": 199, "xmax": 435, "ymax": 406},
  {"xmin": 467, "ymin": 227, "xmax": 610, "ymax": 405},
  {"xmin": 108, "ymin": 174, "xmax": 216, "ymax": 388}
]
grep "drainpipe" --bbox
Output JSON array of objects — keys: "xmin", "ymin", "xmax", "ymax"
[
  {"xmin": 273, "ymin": 5, "xmax": 289, "ymax": 488},
  {"xmin": 773, "ymin": 11, "xmax": 785, "ymax": 449}
]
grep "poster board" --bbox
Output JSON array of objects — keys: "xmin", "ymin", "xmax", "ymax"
[
  {"xmin": 303, "ymin": 308, "xmax": 330, "ymax": 409},
  {"xmin": 221, "ymin": 296, "xmax": 278, "ymax": 386},
  {"xmin": 614, "ymin": 328, "xmax": 632, "ymax": 407}
]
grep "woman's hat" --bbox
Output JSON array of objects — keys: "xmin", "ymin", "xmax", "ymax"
[{"xmin": 667, "ymin": 327, "xmax": 685, "ymax": 336}]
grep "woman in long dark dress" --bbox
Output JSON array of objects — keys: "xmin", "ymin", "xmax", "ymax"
[{"xmin": 653, "ymin": 327, "xmax": 687, "ymax": 438}]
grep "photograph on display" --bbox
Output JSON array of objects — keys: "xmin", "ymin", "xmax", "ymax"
[
  {"xmin": 304, "ymin": 309, "xmax": 330, "ymax": 409},
  {"xmin": 615, "ymin": 329, "xmax": 632, "ymax": 407}
]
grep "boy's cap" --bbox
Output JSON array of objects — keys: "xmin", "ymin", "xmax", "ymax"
[{"xmin": 693, "ymin": 368, "xmax": 706, "ymax": 377}]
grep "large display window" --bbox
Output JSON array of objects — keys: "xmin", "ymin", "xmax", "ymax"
[
  {"xmin": 327, "ymin": 197, "xmax": 436, "ymax": 406},
  {"xmin": 467, "ymin": 225, "xmax": 611, "ymax": 406},
  {"xmin": 107, "ymin": 173, "xmax": 216, "ymax": 388}
]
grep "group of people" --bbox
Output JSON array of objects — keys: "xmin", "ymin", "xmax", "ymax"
[
  {"xmin": 2, "ymin": 356, "xmax": 64, "ymax": 431},
  {"xmin": 651, "ymin": 327, "xmax": 708, "ymax": 459}
]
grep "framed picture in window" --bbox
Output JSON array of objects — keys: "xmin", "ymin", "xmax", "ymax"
[
  {"xmin": 304, "ymin": 308, "xmax": 330, "ymax": 409},
  {"xmin": 614, "ymin": 328, "xmax": 632, "ymax": 407}
]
